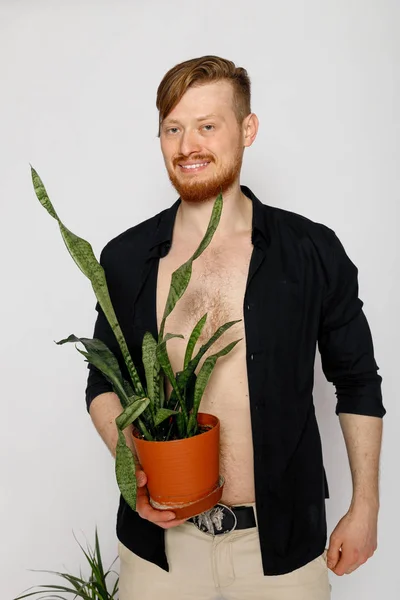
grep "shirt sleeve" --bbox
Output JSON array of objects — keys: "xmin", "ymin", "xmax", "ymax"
[
  {"xmin": 317, "ymin": 230, "xmax": 385, "ymax": 417},
  {"xmin": 85, "ymin": 247, "xmax": 118, "ymax": 413}
]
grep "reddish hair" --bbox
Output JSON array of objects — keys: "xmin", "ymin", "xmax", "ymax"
[{"xmin": 156, "ymin": 55, "xmax": 251, "ymax": 136}]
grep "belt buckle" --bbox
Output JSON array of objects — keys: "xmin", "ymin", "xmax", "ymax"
[{"xmin": 191, "ymin": 503, "xmax": 237, "ymax": 536}]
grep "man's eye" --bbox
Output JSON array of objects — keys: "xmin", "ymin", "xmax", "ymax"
[
  {"xmin": 203, "ymin": 125, "xmax": 215, "ymax": 131},
  {"xmin": 167, "ymin": 127, "xmax": 179, "ymax": 134}
]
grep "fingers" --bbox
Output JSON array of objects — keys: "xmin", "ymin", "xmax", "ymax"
[
  {"xmin": 344, "ymin": 563, "xmax": 361, "ymax": 575},
  {"xmin": 330, "ymin": 547, "xmax": 367, "ymax": 576},
  {"xmin": 139, "ymin": 500, "xmax": 187, "ymax": 529},
  {"xmin": 135, "ymin": 469, "xmax": 187, "ymax": 529},
  {"xmin": 327, "ymin": 510, "xmax": 378, "ymax": 576},
  {"xmin": 327, "ymin": 536, "xmax": 341, "ymax": 571},
  {"xmin": 136, "ymin": 469, "xmax": 147, "ymax": 487}
]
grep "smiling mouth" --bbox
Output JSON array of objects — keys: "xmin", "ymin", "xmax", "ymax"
[{"xmin": 178, "ymin": 161, "xmax": 211, "ymax": 172}]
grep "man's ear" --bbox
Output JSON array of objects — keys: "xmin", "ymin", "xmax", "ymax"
[{"xmin": 243, "ymin": 113, "xmax": 259, "ymax": 148}]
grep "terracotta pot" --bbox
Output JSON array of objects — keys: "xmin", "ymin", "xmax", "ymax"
[{"xmin": 132, "ymin": 412, "xmax": 224, "ymax": 519}]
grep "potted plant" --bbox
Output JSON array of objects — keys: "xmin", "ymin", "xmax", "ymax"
[
  {"xmin": 31, "ymin": 166, "xmax": 242, "ymax": 519},
  {"xmin": 13, "ymin": 528, "xmax": 119, "ymax": 600}
]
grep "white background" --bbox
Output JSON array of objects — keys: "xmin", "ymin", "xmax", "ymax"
[{"xmin": 1, "ymin": 1, "xmax": 398, "ymax": 598}]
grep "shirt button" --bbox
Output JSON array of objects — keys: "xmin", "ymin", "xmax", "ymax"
[
  {"xmin": 247, "ymin": 304, "xmax": 251, "ymax": 310},
  {"xmin": 250, "ymin": 354, "xmax": 254, "ymax": 360}
]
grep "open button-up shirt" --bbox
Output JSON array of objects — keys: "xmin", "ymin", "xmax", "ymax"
[{"xmin": 86, "ymin": 185, "xmax": 385, "ymax": 575}]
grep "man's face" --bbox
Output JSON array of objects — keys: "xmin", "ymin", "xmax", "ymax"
[{"xmin": 160, "ymin": 81, "xmax": 245, "ymax": 203}]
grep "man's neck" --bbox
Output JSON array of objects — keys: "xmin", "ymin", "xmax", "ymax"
[{"xmin": 175, "ymin": 183, "xmax": 253, "ymax": 244}]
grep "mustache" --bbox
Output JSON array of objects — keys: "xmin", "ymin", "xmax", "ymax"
[{"xmin": 173, "ymin": 155, "xmax": 214, "ymax": 167}]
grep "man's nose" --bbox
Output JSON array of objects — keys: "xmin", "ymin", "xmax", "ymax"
[{"xmin": 179, "ymin": 129, "xmax": 202, "ymax": 157}]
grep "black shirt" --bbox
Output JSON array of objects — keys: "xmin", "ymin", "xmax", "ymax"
[{"xmin": 86, "ymin": 185, "xmax": 385, "ymax": 576}]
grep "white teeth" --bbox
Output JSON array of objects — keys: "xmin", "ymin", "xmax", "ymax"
[{"xmin": 181, "ymin": 162, "xmax": 208, "ymax": 169}]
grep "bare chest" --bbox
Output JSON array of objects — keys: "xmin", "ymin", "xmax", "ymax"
[
  {"xmin": 156, "ymin": 238, "xmax": 253, "ymax": 358},
  {"xmin": 156, "ymin": 236, "xmax": 256, "ymax": 504}
]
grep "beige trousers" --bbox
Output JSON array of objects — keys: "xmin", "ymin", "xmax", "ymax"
[{"xmin": 118, "ymin": 505, "xmax": 331, "ymax": 600}]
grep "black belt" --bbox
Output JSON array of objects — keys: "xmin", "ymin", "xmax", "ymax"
[{"xmin": 188, "ymin": 503, "xmax": 256, "ymax": 536}]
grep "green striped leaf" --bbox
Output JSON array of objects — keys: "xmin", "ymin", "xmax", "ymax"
[
  {"xmin": 192, "ymin": 192, "xmax": 223, "ymax": 259},
  {"xmin": 115, "ymin": 430, "xmax": 137, "ymax": 511},
  {"xmin": 187, "ymin": 338, "xmax": 242, "ymax": 434},
  {"xmin": 31, "ymin": 166, "xmax": 144, "ymax": 397},
  {"xmin": 57, "ymin": 335, "xmax": 130, "ymax": 407},
  {"xmin": 142, "ymin": 332, "xmax": 157, "ymax": 404},
  {"xmin": 154, "ymin": 407, "xmax": 179, "ymax": 427},
  {"xmin": 122, "ymin": 379, "xmax": 135, "ymax": 400},
  {"xmin": 137, "ymin": 416, "xmax": 153, "ymax": 441},
  {"xmin": 183, "ymin": 313, "xmax": 207, "ymax": 370},
  {"xmin": 115, "ymin": 397, "xmax": 150, "ymax": 430},
  {"xmin": 159, "ymin": 261, "xmax": 192, "ymax": 340},
  {"xmin": 156, "ymin": 339, "xmax": 187, "ymax": 426},
  {"xmin": 159, "ymin": 193, "xmax": 222, "ymax": 339},
  {"xmin": 163, "ymin": 333, "xmax": 184, "ymax": 342},
  {"xmin": 176, "ymin": 411, "xmax": 186, "ymax": 438},
  {"xmin": 157, "ymin": 371, "xmax": 165, "ymax": 409},
  {"xmin": 177, "ymin": 320, "xmax": 242, "ymax": 393}
]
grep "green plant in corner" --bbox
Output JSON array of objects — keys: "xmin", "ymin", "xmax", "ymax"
[
  {"xmin": 14, "ymin": 528, "xmax": 118, "ymax": 600},
  {"xmin": 31, "ymin": 166, "xmax": 242, "ymax": 513}
]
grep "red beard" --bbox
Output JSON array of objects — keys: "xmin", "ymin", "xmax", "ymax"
[{"xmin": 166, "ymin": 146, "xmax": 243, "ymax": 204}]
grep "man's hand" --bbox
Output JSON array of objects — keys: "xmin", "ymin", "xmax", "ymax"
[
  {"xmin": 327, "ymin": 503, "xmax": 378, "ymax": 576},
  {"xmin": 136, "ymin": 467, "xmax": 187, "ymax": 529}
]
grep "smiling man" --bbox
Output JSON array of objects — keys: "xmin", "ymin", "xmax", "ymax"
[
  {"xmin": 86, "ymin": 56, "xmax": 385, "ymax": 600},
  {"xmin": 161, "ymin": 86, "xmax": 246, "ymax": 205}
]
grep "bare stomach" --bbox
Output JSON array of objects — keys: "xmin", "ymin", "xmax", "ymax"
[{"xmin": 198, "ymin": 363, "xmax": 256, "ymax": 506}]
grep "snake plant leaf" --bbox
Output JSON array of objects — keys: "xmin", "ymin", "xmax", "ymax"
[
  {"xmin": 115, "ymin": 397, "xmax": 151, "ymax": 430},
  {"xmin": 187, "ymin": 338, "xmax": 242, "ymax": 435},
  {"xmin": 159, "ymin": 260, "xmax": 191, "ymax": 340},
  {"xmin": 163, "ymin": 333, "xmax": 184, "ymax": 342},
  {"xmin": 155, "ymin": 332, "xmax": 183, "ymax": 400},
  {"xmin": 177, "ymin": 319, "xmax": 242, "ymax": 393},
  {"xmin": 156, "ymin": 340, "xmax": 181, "ymax": 396},
  {"xmin": 142, "ymin": 332, "xmax": 157, "ymax": 404},
  {"xmin": 122, "ymin": 379, "xmax": 135, "ymax": 400},
  {"xmin": 154, "ymin": 407, "xmax": 179, "ymax": 427},
  {"xmin": 169, "ymin": 371, "xmax": 193, "ymax": 413},
  {"xmin": 137, "ymin": 416, "xmax": 153, "ymax": 441},
  {"xmin": 176, "ymin": 411, "xmax": 186, "ymax": 438},
  {"xmin": 56, "ymin": 335, "xmax": 120, "ymax": 373},
  {"xmin": 152, "ymin": 360, "xmax": 161, "ymax": 409},
  {"xmin": 142, "ymin": 332, "xmax": 180, "ymax": 412},
  {"xmin": 76, "ymin": 347, "xmax": 129, "ymax": 408},
  {"xmin": 57, "ymin": 335, "xmax": 130, "ymax": 407},
  {"xmin": 31, "ymin": 166, "xmax": 144, "ymax": 398},
  {"xmin": 115, "ymin": 429, "xmax": 137, "ymax": 511},
  {"xmin": 141, "ymin": 332, "xmax": 158, "ymax": 425},
  {"xmin": 156, "ymin": 339, "xmax": 187, "ymax": 426},
  {"xmin": 158, "ymin": 371, "xmax": 165, "ymax": 409},
  {"xmin": 183, "ymin": 313, "xmax": 207, "ymax": 370},
  {"xmin": 163, "ymin": 406, "xmax": 186, "ymax": 440},
  {"xmin": 166, "ymin": 387, "xmax": 178, "ymax": 410},
  {"xmin": 159, "ymin": 193, "xmax": 222, "ymax": 339},
  {"xmin": 191, "ymin": 192, "xmax": 223, "ymax": 260},
  {"xmin": 184, "ymin": 372, "xmax": 197, "ymax": 413}
]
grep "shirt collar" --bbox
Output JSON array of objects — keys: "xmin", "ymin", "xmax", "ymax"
[{"xmin": 149, "ymin": 185, "xmax": 268, "ymax": 257}]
